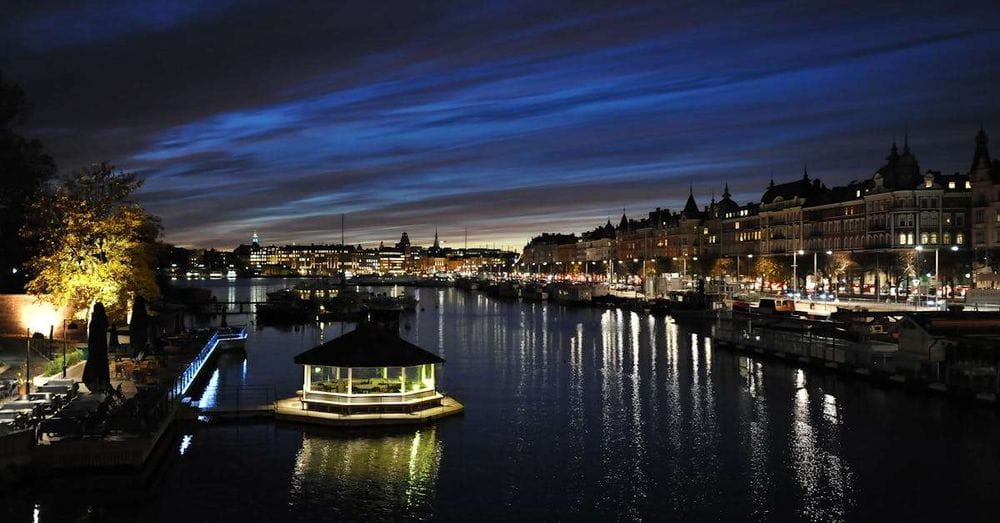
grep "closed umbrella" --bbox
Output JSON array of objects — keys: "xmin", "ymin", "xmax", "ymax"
[
  {"xmin": 81, "ymin": 302, "xmax": 110, "ymax": 394},
  {"xmin": 108, "ymin": 322, "xmax": 120, "ymax": 355},
  {"xmin": 130, "ymin": 296, "xmax": 149, "ymax": 358}
]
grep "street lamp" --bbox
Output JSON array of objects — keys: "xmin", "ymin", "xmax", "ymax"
[
  {"xmin": 28, "ymin": 331, "xmax": 45, "ymax": 396},
  {"xmin": 736, "ymin": 253, "xmax": 755, "ymax": 290},
  {"xmin": 915, "ymin": 244, "xmax": 956, "ymax": 307},
  {"xmin": 823, "ymin": 250, "xmax": 833, "ymax": 293},
  {"xmin": 793, "ymin": 249, "xmax": 804, "ymax": 298},
  {"xmin": 62, "ymin": 320, "xmax": 79, "ymax": 378}
]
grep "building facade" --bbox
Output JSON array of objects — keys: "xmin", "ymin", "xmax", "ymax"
[{"xmin": 521, "ymin": 129, "xmax": 989, "ymax": 292}]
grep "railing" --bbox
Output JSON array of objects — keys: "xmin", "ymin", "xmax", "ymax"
[
  {"xmin": 168, "ymin": 331, "xmax": 218, "ymax": 401},
  {"xmin": 303, "ymin": 389, "xmax": 439, "ymax": 404},
  {"xmin": 168, "ymin": 326, "xmax": 249, "ymax": 402}
]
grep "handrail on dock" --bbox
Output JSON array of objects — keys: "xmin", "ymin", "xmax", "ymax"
[{"xmin": 168, "ymin": 326, "xmax": 248, "ymax": 401}]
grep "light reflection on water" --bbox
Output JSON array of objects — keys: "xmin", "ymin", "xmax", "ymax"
[
  {"xmin": 19, "ymin": 279, "xmax": 1000, "ymax": 522},
  {"xmin": 289, "ymin": 428, "xmax": 441, "ymax": 518}
]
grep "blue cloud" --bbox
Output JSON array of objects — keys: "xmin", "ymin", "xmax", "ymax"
[{"xmin": 3, "ymin": 1, "xmax": 999, "ymax": 248}]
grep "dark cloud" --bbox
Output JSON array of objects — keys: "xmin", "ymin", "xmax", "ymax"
[{"xmin": 2, "ymin": 1, "xmax": 999, "ymax": 248}]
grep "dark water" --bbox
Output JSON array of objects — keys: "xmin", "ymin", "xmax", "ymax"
[{"xmin": 19, "ymin": 279, "xmax": 1000, "ymax": 521}]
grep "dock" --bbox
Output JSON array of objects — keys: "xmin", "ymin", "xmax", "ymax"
[
  {"xmin": 274, "ymin": 395, "xmax": 464, "ymax": 426},
  {"xmin": 20, "ymin": 326, "xmax": 250, "ymax": 472}
]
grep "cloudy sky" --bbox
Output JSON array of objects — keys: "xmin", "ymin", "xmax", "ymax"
[{"xmin": 3, "ymin": 1, "xmax": 999, "ymax": 249}]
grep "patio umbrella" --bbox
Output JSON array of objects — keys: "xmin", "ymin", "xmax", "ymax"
[
  {"xmin": 81, "ymin": 302, "xmax": 110, "ymax": 393},
  {"xmin": 130, "ymin": 296, "xmax": 149, "ymax": 358},
  {"xmin": 108, "ymin": 322, "xmax": 120, "ymax": 355}
]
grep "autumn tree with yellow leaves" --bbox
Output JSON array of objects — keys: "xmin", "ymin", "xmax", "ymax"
[{"xmin": 23, "ymin": 162, "xmax": 160, "ymax": 321}]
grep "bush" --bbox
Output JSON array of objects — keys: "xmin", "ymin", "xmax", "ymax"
[{"xmin": 43, "ymin": 349, "xmax": 85, "ymax": 377}]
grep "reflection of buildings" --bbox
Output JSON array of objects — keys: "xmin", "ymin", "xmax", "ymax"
[{"xmin": 290, "ymin": 427, "xmax": 441, "ymax": 513}]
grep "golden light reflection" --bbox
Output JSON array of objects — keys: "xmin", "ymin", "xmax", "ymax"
[
  {"xmin": 789, "ymin": 369, "xmax": 852, "ymax": 520},
  {"xmin": 290, "ymin": 427, "xmax": 441, "ymax": 512}
]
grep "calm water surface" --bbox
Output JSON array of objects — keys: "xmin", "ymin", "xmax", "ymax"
[{"xmin": 22, "ymin": 279, "xmax": 1000, "ymax": 521}]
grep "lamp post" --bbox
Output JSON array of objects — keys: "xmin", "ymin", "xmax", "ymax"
[
  {"xmin": 916, "ymin": 245, "xmax": 958, "ymax": 307},
  {"xmin": 824, "ymin": 250, "xmax": 832, "ymax": 292},
  {"xmin": 28, "ymin": 331, "xmax": 45, "ymax": 396},
  {"xmin": 793, "ymin": 249, "xmax": 804, "ymax": 298},
  {"xmin": 61, "ymin": 320, "xmax": 79, "ymax": 378}
]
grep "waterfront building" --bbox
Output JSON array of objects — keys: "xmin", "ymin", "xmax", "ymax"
[
  {"xmin": 969, "ymin": 127, "xmax": 1000, "ymax": 287},
  {"xmin": 227, "ymin": 229, "xmax": 517, "ymax": 279},
  {"xmin": 521, "ymin": 127, "xmax": 985, "ymax": 293}
]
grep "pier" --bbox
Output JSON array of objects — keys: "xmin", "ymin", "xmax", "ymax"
[{"xmin": 4, "ymin": 326, "xmax": 250, "ymax": 472}]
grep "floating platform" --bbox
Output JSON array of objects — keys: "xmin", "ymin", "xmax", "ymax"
[{"xmin": 274, "ymin": 395, "xmax": 464, "ymax": 427}]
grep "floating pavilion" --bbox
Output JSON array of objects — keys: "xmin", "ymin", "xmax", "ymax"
[{"xmin": 275, "ymin": 307, "xmax": 463, "ymax": 426}]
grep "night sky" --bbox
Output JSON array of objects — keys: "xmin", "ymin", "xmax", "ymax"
[{"xmin": 3, "ymin": 1, "xmax": 999, "ymax": 249}]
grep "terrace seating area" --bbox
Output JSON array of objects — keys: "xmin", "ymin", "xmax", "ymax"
[
  {"xmin": 37, "ymin": 386, "xmax": 170, "ymax": 442},
  {"xmin": 310, "ymin": 377, "xmax": 404, "ymax": 394},
  {"xmin": 111, "ymin": 356, "xmax": 163, "ymax": 385},
  {"xmin": 0, "ymin": 378, "xmax": 78, "ymax": 431}
]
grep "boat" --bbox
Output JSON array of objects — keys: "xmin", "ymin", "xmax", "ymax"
[
  {"xmin": 496, "ymin": 282, "xmax": 520, "ymax": 299},
  {"xmin": 521, "ymin": 284, "xmax": 548, "ymax": 301},
  {"xmin": 256, "ymin": 302, "xmax": 316, "ymax": 324},
  {"xmin": 647, "ymin": 298, "xmax": 672, "ymax": 315},
  {"xmin": 549, "ymin": 283, "xmax": 593, "ymax": 305}
]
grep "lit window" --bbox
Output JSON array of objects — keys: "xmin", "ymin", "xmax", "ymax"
[
  {"xmin": 966, "ymin": 181, "xmax": 972, "ymax": 189},
  {"xmin": 735, "ymin": 221, "xmax": 740, "ymax": 230},
  {"xmin": 925, "ymin": 180, "xmax": 933, "ymax": 188},
  {"xmin": 957, "ymin": 233, "xmax": 965, "ymax": 244},
  {"xmin": 948, "ymin": 181, "xmax": 956, "ymax": 189},
  {"xmin": 856, "ymin": 190, "xmax": 861, "ymax": 197}
]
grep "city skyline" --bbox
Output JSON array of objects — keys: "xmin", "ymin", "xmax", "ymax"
[{"xmin": 3, "ymin": 1, "xmax": 1000, "ymax": 249}]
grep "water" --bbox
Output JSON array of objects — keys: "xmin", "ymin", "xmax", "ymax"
[{"xmin": 15, "ymin": 279, "xmax": 1000, "ymax": 521}]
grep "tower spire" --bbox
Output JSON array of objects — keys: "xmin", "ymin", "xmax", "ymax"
[{"xmin": 972, "ymin": 125, "xmax": 991, "ymax": 173}]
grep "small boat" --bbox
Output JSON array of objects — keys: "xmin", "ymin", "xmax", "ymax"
[{"xmin": 521, "ymin": 284, "xmax": 548, "ymax": 301}]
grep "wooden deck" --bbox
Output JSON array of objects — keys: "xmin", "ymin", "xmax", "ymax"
[{"xmin": 274, "ymin": 395, "xmax": 464, "ymax": 426}]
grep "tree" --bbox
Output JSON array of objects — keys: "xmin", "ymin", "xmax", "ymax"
[
  {"xmin": 709, "ymin": 257, "xmax": 733, "ymax": 279},
  {"xmin": 752, "ymin": 256, "xmax": 789, "ymax": 283},
  {"xmin": 829, "ymin": 252, "xmax": 856, "ymax": 280},
  {"xmin": 23, "ymin": 162, "xmax": 161, "ymax": 321},
  {"xmin": 0, "ymin": 73, "xmax": 56, "ymax": 292}
]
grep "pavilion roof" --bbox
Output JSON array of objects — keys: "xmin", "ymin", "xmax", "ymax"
[{"xmin": 293, "ymin": 323, "xmax": 445, "ymax": 367}]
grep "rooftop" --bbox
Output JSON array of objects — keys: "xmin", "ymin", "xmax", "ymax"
[{"xmin": 293, "ymin": 310, "xmax": 445, "ymax": 367}]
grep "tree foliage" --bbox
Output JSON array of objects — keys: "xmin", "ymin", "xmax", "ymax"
[
  {"xmin": 23, "ymin": 162, "xmax": 161, "ymax": 321},
  {"xmin": 829, "ymin": 252, "xmax": 856, "ymax": 277},
  {"xmin": 708, "ymin": 257, "xmax": 733, "ymax": 278},
  {"xmin": 752, "ymin": 256, "xmax": 789, "ymax": 281},
  {"xmin": 0, "ymin": 73, "xmax": 56, "ymax": 292}
]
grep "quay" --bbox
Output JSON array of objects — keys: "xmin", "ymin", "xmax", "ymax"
[
  {"xmin": 274, "ymin": 395, "xmax": 464, "ymax": 426},
  {"xmin": 0, "ymin": 326, "xmax": 249, "ymax": 473},
  {"xmin": 457, "ymin": 279, "xmax": 1000, "ymax": 405},
  {"xmin": 708, "ymin": 310, "xmax": 1000, "ymax": 404}
]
